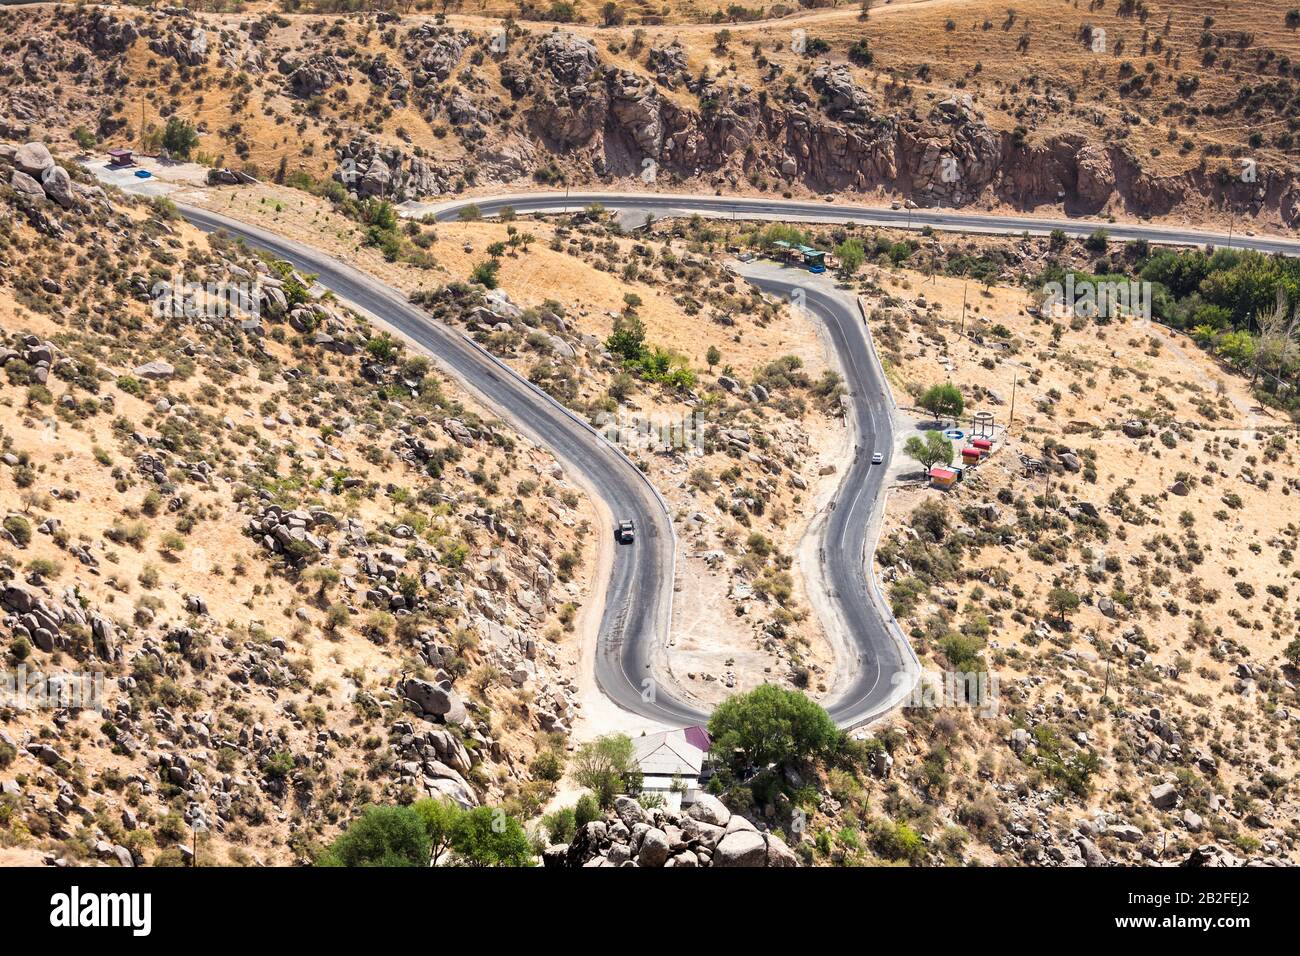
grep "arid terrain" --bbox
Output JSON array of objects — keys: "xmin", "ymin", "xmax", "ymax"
[
  {"xmin": 0, "ymin": 151, "xmax": 605, "ymax": 864},
  {"xmin": 2, "ymin": 0, "xmax": 1299, "ymax": 872},
  {"xmin": 7, "ymin": 0, "xmax": 1300, "ymax": 229}
]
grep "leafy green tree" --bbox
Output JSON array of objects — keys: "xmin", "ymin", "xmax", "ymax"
[
  {"xmin": 413, "ymin": 798, "xmax": 461, "ymax": 865},
  {"xmin": 1284, "ymin": 637, "xmax": 1300, "ymax": 667},
  {"xmin": 918, "ymin": 383, "xmax": 964, "ymax": 423},
  {"xmin": 572, "ymin": 734, "xmax": 638, "ymax": 808},
  {"xmin": 3, "ymin": 516, "xmax": 32, "ymax": 547},
  {"xmin": 705, "ymin": 345, "xmax": 722, "ymax": 370},
  {"xmin": 606, "ymin": 314, "xmax": 647, "ymax": 362},
  {"xmin": 161, "ymin": 117, "xmax": 199, "ymax": 160},
  {"xmin": 757, "ymin": 223, "xmax": 810, "ymax": 249},
  {"xmin": 365, "ymin": 199, "xmax": 398, "ymax": 231},
  {"xmin": 365, "ymin": 333, "xmax": 399, "ymax": 363},
  {"xmin": 1047, "ymin": 587, "xmax": 1081, "ymax": 625},
  {"xmin": 1084, "ymin": 228, "xmax": 1109, "ymax": 253},
  {"xmin": 835, "ymin": 238, "xmax": 866, "ymax": 277},
  {"xmin": 317, "ymin": 805, "xmax": 430, "ymax": 867},
  {"xmin": 447, "ymin": 807, "xmax": 534, "ymax": 867},
  {"xmin": 903, "ymin": 431, "xmax": 954, "ymax": 471},
  {"xmin": 708, "ymin": 684, "xmax": 840, "ymax": 775}
]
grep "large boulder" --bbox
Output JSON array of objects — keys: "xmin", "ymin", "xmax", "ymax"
[
  {"xmin": 638, "ymin": 827, "xmax": 671, "ymax": 868},
  {"xmin": 1150, "ymin": 783, "xmax": 1179, "ymax": 811},
  {"xmin": 680, "ymin": 815, "xmax": 724, "ymax": 850},
  {"xmin": 687, "ymin": 793, "xmax": 731, "ymax": 828},
  {"xmin": 766, "ymin": 833, "xmax": 799, "ymax": 867},
  {"xmin": 134, "ymin": 360, "xmax": 175, "ymax": 380},
  {"xmin": 13, "ymin": 142, "xmax": 54, "ymax": 178},
  {"xmin": 1183, "ymin": 844, "xmax": 1242, "ymax": 868},
  {"xmin": 614, "ymin": 795, "xmax": 647, "ymax": 830},
  {"xmin": 536, "ymin": 31, "xmax": 599, "ymax": 84},
  {"xmin": 713, "ymin": 829, "xmax": 768, "ymax": 867},
  {"xmin": 1074, "ymin": 144, "xmax": 1116, "ymax": 208},
  {"xmin": 399, "ymin": 677, "xmax": 466, "ymax": 724},
  {"xmin": 41, "ymin": 165, "xmax": 75, "ymax": 209},
  {"xmin": 10, "ymin": 170, "xmax": 46, "ymax": 201}
]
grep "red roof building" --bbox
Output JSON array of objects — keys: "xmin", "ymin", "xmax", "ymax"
[{"xmin": 930, "ymin": 467, "xmax": 958, "ymax": 488}]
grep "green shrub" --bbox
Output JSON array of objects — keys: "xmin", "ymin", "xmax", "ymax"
[
  {"xmin": 3, "ymin": 516, "xmax": 32, "ymax": 547},
  {"xmin": 317, "ymin": 805, "xmax": 430, "ymax": 867}
]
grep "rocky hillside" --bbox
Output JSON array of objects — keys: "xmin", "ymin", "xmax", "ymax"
[
  {"xmin": 6, "ymin": 2, "xmax": 1299, "ymax": 227},
  {"xmin": 849, "ymin": 229, "xmax": 1298, "ymax": 865},
  {"xmin": 0, "ymin": 139, "xmax": 599, "ymax": 865},
  {"xmin": 201, "ymin": 179, "xmax": 853, "ymax": 705},
  {"xmin": 543, "ymin": 793, "xmax": 799, "ymax": 867}
]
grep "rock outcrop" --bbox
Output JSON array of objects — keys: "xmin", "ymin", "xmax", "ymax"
[{"xmin": 545, "ymin": 794, "xmax": 800, "ymax": 868}]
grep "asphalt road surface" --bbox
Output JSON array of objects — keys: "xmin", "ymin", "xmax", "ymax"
[
  {"xmin": 183, "ymin": 193, "xmax": 1298, "ymax": 731},
  {"xmin": 733, "ymin": 264, "xmax": 918, "ymax": 725},
  {"xmin": 403, "ymin": 191, "xmax": 1300, "ymax": 256},
  {"xmin": 179, "ymin": 204, "xmax": 710, "ymax": 726}
]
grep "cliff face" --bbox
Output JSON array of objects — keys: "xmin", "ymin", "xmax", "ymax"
[
  {"xmin": 3, "ymin": 8, "xmax": 1296, "ymax": 226},
  {"xmin": 495, "ymin": 31, "xmax": 1297, "ymax": 226}
]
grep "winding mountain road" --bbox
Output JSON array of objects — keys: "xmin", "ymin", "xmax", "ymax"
[
  {"xmin": 403, "ymin": 191, "xmax": 1300, "ymax": 256},
  {"xmin": 734, "ymin": 266, "xmax": 917, "ymax": 726},
  {"xmin": 180, "ymin": 205, "xmax": 709, "ymax": 726},
  {"xmin": 181, "ymin": 192, "xmax": 1299, "ymax": 732}
]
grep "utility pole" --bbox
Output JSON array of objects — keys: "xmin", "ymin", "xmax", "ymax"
[
  {"xmin": 959, "ymin": 280, "xmax": 968, "ymax": 337},
  {"xmin": 1008, "ymin": 372, "xmax": 1018, "ymax": 430}
]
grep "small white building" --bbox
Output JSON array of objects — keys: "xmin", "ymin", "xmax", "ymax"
[{"xmin": 631, "ymin": 726, "xmax": 711, "ymax": 811}]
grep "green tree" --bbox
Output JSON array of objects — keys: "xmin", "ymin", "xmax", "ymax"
[
  {"xmin": 161, "ymin": 117, "xmax": 199, "ymax": 160},
  {"xmin": 471, "ymin": 259, "xmax": 501, "ymax": 289},
  {"xmin": 708, "ymin": 684, "xmax": 840, "ymax": 775},
  {"xmin": 918, "ymin": 383, "xmax": 964, "ymax": 423},
  {"xmin": 608, "ymin": 371, "xmax": 636, "ymax": 402},
  {"xmin": 1284, "ymin": 637, "xmax": 1300, "ymax": 667},
  {"xmin": 757, "ymin": 222, "xmax": 810, "ymax": 249},
  {"xmin": 365, "ymin": 199, "xmax": 398, "ymax": 231},
  {"xmin": 1047, "ymin": 587, "xmax": 1081, "ymax": 625},
  {"xmin": 606, "ymin": 314, "xmax": 647, "ymax": 363},
  {"xmin": 903, "ymin": 431, "xmax": 954, "ymax": 471},
  {"xmin": 317, "ymin": 805, "xmax": 430, "ymax": 867},
  {"xmin": 413, "ymin": 797, "xmax": 461, "ymax": 865},
  {"xmin": 835, "ymin": 238, "xmax": 866, "ymax": 277},
  {"xmin": 572, "ymin": 734, "xmax": 638, "ymax": 808},
  {"xmin": 448, "ymin": 807, "xmax": 534, "ymax": 867},
  {"xmin": 705, "ymin": 345, "xmax": 722, "ymax": 370}
]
